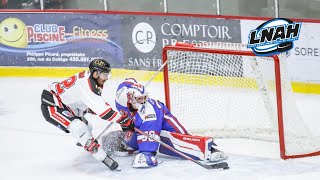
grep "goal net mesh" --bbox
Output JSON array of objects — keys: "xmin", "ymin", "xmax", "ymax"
[{"xmin": 164, "ymin": 42, "xmax": 320, "ymax": 157}]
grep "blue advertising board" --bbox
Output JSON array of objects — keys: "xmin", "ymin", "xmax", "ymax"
[
  {"xmin": 0, "ymin": 13, "xmax": 123, "ymax": 68},
  {"xmin": 0, "ymin": 12, "xmax": 241, "ymax": 71}
]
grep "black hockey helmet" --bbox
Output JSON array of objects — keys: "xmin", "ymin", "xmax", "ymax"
[{"xmin": 89, "ymin": 59, "xmax": 111, "ymax": 74}]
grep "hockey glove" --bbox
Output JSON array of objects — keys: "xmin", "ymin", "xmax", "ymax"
[
  {"xmin": 84, "ymin": 138, "xmax": 100, "ymax": 154},
  {"xmin": 116, "ymin": 110, "xmax": 134, "ymax": 131}
]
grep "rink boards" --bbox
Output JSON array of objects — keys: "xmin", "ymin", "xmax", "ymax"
[{"xmin": 0, "ymin": 66, "xmax": 320, "ymax": 94}]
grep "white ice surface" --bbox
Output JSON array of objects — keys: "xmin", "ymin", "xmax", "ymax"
[{"xmin": 0, "ymin": 78, "xmax": 320, "ymax": 180}]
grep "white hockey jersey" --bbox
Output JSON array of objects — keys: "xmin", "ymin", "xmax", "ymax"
[{"xmin": 48, "ymin": 70, "xmax": 122, "ymax": 122}]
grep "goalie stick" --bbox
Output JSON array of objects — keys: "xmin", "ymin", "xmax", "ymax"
[
  {"xmin": 134, "ymin": 127, "xmax": 229, "ymax": 170},
  {"xmin": 96, "ymin": 122, "xmax": 114, "ymax": 141},
  {"xmin": 144, "ymin": 59, "xmax": 169, "ymax": 87}
]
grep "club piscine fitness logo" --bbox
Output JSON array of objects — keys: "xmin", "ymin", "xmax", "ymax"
[
  {"xmin": 132, "ymin": 22, "xmax": 156, "ymax": 53},
  {"xmin": 247, "ymin": 18, "xmax": 302, "ymax": 56}
]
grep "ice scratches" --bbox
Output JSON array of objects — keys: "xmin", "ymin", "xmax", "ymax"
[
  {"xmin": 0, "ymin": 106, "xmax": 10, "ymax": 115},
  {"xmin": 0, "ymin": 125, "xmax": 68, "ymax": 137},
  {"xmin": 73, "ymin": 153, "xmax": 122, "ymax": 174},
  {"xmin": 230, "ymin": 154, "xmax": 320, "ymax": 176},
  {"xmin": 72, "ymin": 153, "xmax": 108, "ymax": 174},
  {"xmin": 0, "ymin": 101, "xmax": 16, "ymax": 116}
]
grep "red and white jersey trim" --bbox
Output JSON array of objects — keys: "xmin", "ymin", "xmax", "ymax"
[
  {"xmin": 48, "ymin": 106, "xmax": 71, "ymax": 127},
  {"xmin": 99, "ymin": 108, "xmax": 112, "ymax": 118}
]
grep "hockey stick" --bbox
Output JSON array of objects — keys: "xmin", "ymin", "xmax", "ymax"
[
  {"xmin": 95, "ymin": 122, "xmax": 114, "ymax": 141},
  {"xmin": 134, "ymin": 127, "xmax": 229, "ymax": 170},
  {"xmin": 144, "ymin": 59, "xmax": 169, "ymax": 87},
  {"xmin": 144, "ymin": 41, "xmax": 191, "ymax": 87},
  {"xmin": 77, "ymin": 119, "xmax": 114, "ymax": 145}
]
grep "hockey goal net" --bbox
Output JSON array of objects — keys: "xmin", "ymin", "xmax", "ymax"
[{"xmin": 162, "ymin": 42, "xmax": 320, "ymax": 159}]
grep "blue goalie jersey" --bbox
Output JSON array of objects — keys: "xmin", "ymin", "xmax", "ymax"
[{"xmin": 115, "ymin": 78, "xmax": 188, "ymax": 153}]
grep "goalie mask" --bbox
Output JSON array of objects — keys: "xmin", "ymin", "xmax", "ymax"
[{"xmin": 127, "ymin": 83, "xmax": 148, "ymax": 112}]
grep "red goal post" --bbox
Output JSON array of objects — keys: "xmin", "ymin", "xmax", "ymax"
[{"xmin": 162, "ymin": 41, "xmax": 320, "ymax": 160}]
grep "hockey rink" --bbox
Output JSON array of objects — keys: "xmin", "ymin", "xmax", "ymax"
[{"xmin": 0, "ymin": 77, "xmax": 320, "ymax": 180}]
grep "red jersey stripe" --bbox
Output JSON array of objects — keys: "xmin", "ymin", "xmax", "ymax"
[
  {"xmin": 108, "ymin": 112, "xmax": 118, "ymax": 121},
  {"xmin": 99, "ymin": 108, "xmax": 111, "ymax": 117}
]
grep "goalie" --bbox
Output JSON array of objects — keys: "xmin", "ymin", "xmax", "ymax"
[{"xmin": 103, "ymin": 78, "xmax": 227, "ymax": 168}]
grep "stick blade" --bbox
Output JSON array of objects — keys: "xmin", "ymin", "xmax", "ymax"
[
  {"xmin": 201, "ymin": 162, "xmax": 229, "ymax": 170},
  {"xmin": 102, "ymin": 155, "xmax": 119, "ymax": 171}
]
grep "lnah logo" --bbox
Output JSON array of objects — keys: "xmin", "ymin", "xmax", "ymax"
[{"xmin": 247, "ymin": 18, "xmax": 301, "ymax": 56}]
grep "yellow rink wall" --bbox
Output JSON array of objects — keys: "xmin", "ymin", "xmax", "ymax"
[
  {"xmin": 0, "ymin": 66, "xmax": 164, "ymax": 82},
  {"xmin": 1, "ymin": 67, "xmax": 320, "ymax": 94}
]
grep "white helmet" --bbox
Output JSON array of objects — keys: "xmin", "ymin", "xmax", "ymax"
[{"xmin": 127, "ymin": 83, "xmax": 148, "ymax": 112}]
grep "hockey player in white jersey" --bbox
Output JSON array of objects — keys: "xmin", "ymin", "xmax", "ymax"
[
  {"xmin": 40, "ymin": 59, "xmax": 133, "ymax": 170},
  {"xmin": 109, "ymin": 78, "xmax": 227, "ymax": 168}
]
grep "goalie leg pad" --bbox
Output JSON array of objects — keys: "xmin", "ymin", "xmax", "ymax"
[
  {"xmin": 159, "ymin": 131, "xmax": 225, "ymax": 162},
  {"xmin": 132, "ymin": 152, "xmax": 158, "ymax": 168}
]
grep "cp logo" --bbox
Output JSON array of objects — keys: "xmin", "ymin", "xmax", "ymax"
[{"xmin": 132, "ymin": 22, "xmax": 156, "ymax": 53}]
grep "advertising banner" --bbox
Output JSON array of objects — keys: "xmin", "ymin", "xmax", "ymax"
[
  {"xmin": 120, "ymin": 15, "xmax": 242, "ymax": 70},
  {"xmin": 241, "ymin": 20, "xmax": 320, "ymax": 82},
  {"xmin": 0, "ymin": 13, "xmax": 241, "ymax": 72},
  {"xmin": 0, "ymin": 13, "xmax": 123, "ymax": 68}
]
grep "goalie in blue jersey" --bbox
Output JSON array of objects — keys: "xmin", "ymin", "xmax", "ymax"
[{"xmin": 103, "ymin": 78, "xmax": 227, "ymax": 168}]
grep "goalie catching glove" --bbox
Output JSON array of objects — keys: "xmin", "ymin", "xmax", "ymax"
[{"xmin": 116, "ymin": 110, "xmax": 134, "ymax": 131}]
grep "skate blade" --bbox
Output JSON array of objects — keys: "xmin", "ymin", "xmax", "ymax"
[
  {"xmin": 210, "ymin": 155, "xmax": 229, "ymax": 163},
  {"xmin": 202, "ymin": 157, "xmax": 228, "ymax": 165}
]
